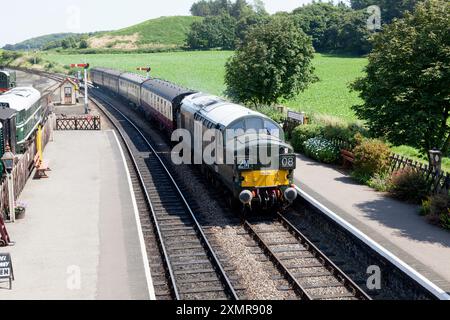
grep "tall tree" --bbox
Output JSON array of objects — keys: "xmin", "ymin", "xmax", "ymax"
[
  {"xmin": 225, "ymin": 16, "xmax": 317, "ymax": 106},
  {"xmin": 351, "ymin": 0, "xmax": 450, "ymax": 156},
  {"xmin": 186, "ymin": 13, "xmax": 237, "ymax": 49}
]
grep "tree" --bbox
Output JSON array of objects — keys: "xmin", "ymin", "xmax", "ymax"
[
  {"xmin": 253, "ymin": 0, "xmax": 267, "ymax": 15},
  {"xmin": 225, "ymin": 16, "xmax": 317, "ymax": 106},
  {"xmin": 351, "ymin": 0, "xmax": 421, "ymax": 24},
  {"xmin": 191, "ymin": 0, "xmax": 232, "ymax": 17},
  {"xmin": 235, "ymin": 11, "xmax": 269, "ymax": 44},
  {"xmin": 187, "ymin": 13, "xmax": 237, "ymax": 49},
  {"xmin": 351, "ymin": 0, "xmax": 450, "ymax": 156},
  {"xmin": 78, "ymin": 39, "xmax": 88, "ymax": 49}
]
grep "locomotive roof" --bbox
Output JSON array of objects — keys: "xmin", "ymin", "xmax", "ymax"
[
  {"xmin": 182, "ymin": 93, "xmax": 277, "ymax": 129},
  {"xmin": 142, "ymin": 78, "xmax": 194, "ymax": 102},
  {"xmin": 0, "ymin": 87, "xmax": 41, "ymax": 111}
]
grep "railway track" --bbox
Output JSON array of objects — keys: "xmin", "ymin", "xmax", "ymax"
[
  {"xmin": 245, "ymin": 213, "xmax": 371, "ymax": 300},
  {"xmin": 88, "ymin": 92, "xmax": 239, "ymax": 300}
]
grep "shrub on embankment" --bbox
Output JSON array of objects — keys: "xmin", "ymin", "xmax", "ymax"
[{"xmin": 421, "ymin": 193, "xmax": 450, "ymax": 231}]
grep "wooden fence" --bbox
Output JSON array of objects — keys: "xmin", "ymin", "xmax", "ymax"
[
  {"xmin": 56, "ymin": 116, "xmax": 101, "ymax": 131},
  {"xmin": 389, "ymin": 154, "xmax": 450, "ymax": 194},
  {"xmin": 329, "ymin": 138, "xmax": 450, "ymax": 194}
]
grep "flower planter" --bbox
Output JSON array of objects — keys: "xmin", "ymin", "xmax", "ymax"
[{"xmin": 15, "ymin": 208, "xmax": 26, "ymax": 220}]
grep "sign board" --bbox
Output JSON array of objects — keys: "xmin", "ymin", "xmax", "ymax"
[
  {"xmin": 287, "ymin": 111, "xmax": 305, "ymax": 124},
  {"xmin": 0, "ymin": 252, "xmax": 14, "ymax": 289}
]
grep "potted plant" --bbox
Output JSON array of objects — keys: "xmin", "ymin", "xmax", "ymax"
[{"xmin": 15, "ymin": 202, "xmax": 27, "ymax": 220}]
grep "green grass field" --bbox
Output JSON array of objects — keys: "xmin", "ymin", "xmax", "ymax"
[
  {"xmin": 44, "ymin": 50, "xmax": 449, "ymax": 169},
  {"xmin": 45, "ymin": 51, "xmax": 366, "ymax": 121}
]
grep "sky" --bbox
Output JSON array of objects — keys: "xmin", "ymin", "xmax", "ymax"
[{"xmin": 0, "ymin": 0, "xmax": 323, "ymax": 47}]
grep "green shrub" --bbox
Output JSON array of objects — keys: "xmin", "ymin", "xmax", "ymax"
[
  {"xmin": 421, "ymin": 193, "xmax": 450, "ymax": 229},
  {"xmin": 311, "ymin": 114, "xmax": 368, "ymax": 144},
  {"xmin": 390, "ymin": 168, "xmax": 430, "ymax": 203},
  {"xmin": 291, "ymin": 124, "xmax": 322, "ymax": 153},
  {"xmin": 303, "ymin": 137, "xmax": 340, "ymax": 164},
  {"xmin": 368, "ymin": 172, "xmax": 392, "ymax": 192},
  {"xmin": 353, "ymin": 138, "xmax": 391, "ymax": 178},
  {"xmin": 351, "ymin": 170, "xmax": 372, "ymax": 184},
  {"xmin": 257, "ymin": 105, "xmax": 285, "ymax": 124}
]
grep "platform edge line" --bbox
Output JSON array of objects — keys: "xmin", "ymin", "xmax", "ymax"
[{"xmin": 112, "ymin": 130, "xmax": 156, "ymax": 300}]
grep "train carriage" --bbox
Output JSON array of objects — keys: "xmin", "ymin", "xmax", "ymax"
[
  {"xmin": 140, "ymin": 78, "xmax": 194, "ymax": 132},
  {"xmin": 0, "ymin": 87, "xmax": 43, "ymax": 153},
  {"xmin": 98, "ymin": 68, "xmax": 122, "ymax": 94},
  {"xmin": 118, "ymin": 73, "xmax": 145, "ymax": 106},
  {"xmin": 0, "ymin": 70, "xmax": 16, "ymax": 93},
  {"xmin": 90, "ymin": 68, "xmax": 105, "ymax": 87}
]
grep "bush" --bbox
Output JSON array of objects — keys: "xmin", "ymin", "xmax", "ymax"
[
  {"xmin": 390, "ymin": 168, "xmax": 430, "ymax": 203},
  {"xmin": 368, "ymin": 172, "xmax": 392, "ymax": 192},
  {"xmin": 303, "ymin": 137, "xmax": 340, "ymax": 164},
  {"xmin": 291, "ymin": 125, "xmax": 322, "ymax": 153},
  {"xmin": 311, "ymin": 114, "xmax": 369, "ymax": 144},
  {"xmin": 421, "ymin": 193, "xmax": 450, "ymax": 229},
  {"xmin": 257, "ymin": 105, "xmax": 285, "ymax": 124},
  {"xmin": 353, "ymin": 138, "xmax": 391, "ymax": 178}
]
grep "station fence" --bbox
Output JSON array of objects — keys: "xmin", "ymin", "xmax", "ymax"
[
  {"xmin": 56, "ymin": 115, "xmax": 101, "ymax": 131},
  {"xmin": 0, "ymin": 117, "xmax": 53, "ymax": 219},
  {"xmin": 330, "ymin": 138, "xmax": 450, "ymax": 194}
]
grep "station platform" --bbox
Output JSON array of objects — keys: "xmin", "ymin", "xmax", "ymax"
[
  {"xmin": 0, "ymin": 130, "xmax": 153, "ymax": 300},
  {"xmin": 294, "ymin": 154, "xmax": 450, "ymax": 294}
]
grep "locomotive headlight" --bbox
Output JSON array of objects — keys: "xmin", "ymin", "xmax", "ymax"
[
  {"xmin": 284, "ymin": 187, "xmax": 298, "ymax": 203},
  {"xmin": 239, "ymin": 190, "xmax": 253, "ymax": 204}
]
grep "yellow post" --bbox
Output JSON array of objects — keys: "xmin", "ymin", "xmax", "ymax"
[{"xmin": 37, "ymin": 125, "xmax": 43, "ymax": 162}]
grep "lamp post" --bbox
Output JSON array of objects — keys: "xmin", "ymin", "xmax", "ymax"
[
  {"xmin": 429, "ymin": 149, "xmax": 442, "ymax": 174},
  {"xmin": 2, "ymin": 144, "xmax": 15, "ymax": 223}
]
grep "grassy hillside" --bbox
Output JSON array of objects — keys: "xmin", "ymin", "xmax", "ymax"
[
  {"xmin": 2, "ymin": 33, "xmax": 82, "ymax": 51},
  {"xmin": 88, "ymin": 16, "xmax": 202, "ymax": 50},
  {"xmin": 45, "ymin": 51, "xmax": 366, "ymax": 120}
]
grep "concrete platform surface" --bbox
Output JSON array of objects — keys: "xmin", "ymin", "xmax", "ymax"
[
  {"xmin": 294, "ymin": 154, "xmax": 450, "ymax": 293},
  {"xmin": 0, "ymin": 130, "xmax": 152, "ymax": 300}
]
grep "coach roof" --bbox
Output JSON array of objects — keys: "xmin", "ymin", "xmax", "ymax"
[
  {"xmin": 142, "ymin": 78, "xmax": 194, "ymax": 102},
  {"xmin": 0, "ymin": 87, "xmax": 41, "ymax": 112}
]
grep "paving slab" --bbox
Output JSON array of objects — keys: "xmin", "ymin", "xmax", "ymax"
[
  {"xmin": 0, "ymin": 130, "xmax": 152, "ymax": 300},
  {"xmin": 294, "ymin": 154, "xmax": 450, "ymax": 293}
]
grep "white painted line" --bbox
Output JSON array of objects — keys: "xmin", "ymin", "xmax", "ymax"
[
  {"xmin": 296, "ymin": 186, "xmax": 450, "ymax": 300},
  {"xmin": 112, "ymin": 130, "xmax": 156, "ymax": 300}
]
